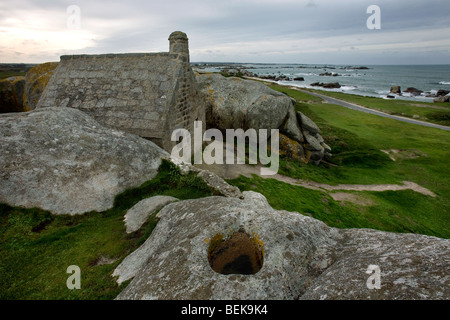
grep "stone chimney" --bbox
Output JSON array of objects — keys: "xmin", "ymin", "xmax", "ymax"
[{"xmin": 169, "ymin": 31, "xmax": 189, "ymax": 62}]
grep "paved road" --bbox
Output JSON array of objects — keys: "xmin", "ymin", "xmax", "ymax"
[{"xmin": 299, "ymin": 90, "xmax": 450, "ymax": 131}]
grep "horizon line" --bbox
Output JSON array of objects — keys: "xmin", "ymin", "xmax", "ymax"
[{"xmin": 2, "ymin": 61, "xmax": 450, "ymax": 67}]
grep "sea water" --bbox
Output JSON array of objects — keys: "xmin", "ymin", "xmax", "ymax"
[{"xmin": 199, "ymin": 63, "xmax": 450, "ymax": 102}]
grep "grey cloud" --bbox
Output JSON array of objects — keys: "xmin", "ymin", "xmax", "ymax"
[{"xmin": 2, "ymin": 0, "xmax": 450, "ymax": 64}]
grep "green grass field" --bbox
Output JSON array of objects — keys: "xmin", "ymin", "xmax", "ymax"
[
  {"xmin": 303, "ymin": 88, "xmax": 450, "ymax": 126},
  {"xmin": 0, "ymin": 70, "xmax": 26, "ymax": 80}
]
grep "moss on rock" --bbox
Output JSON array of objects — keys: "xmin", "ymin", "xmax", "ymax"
[{"xmin": 24, "ymin": 62, "xmax": 58, "ymax": 111}]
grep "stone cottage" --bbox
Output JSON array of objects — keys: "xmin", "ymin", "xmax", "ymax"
[{"xmin": 37, "ymin": 31, "xmax": 205, "ymax": 151}]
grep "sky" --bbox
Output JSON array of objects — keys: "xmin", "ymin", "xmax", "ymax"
[{"xmin": 1, "ymin": 0, "xmax": 450, "ymax": 65}]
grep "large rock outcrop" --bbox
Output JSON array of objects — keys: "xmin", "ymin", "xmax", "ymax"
[
  {"xmin": 196, "ymin": 73, "xmax": 330, "ymax": 164},
  {"xmin": 114, "ymin": 192, "xmax": 449, "ymax": 300},
  {"xmin": 196, "ymin": 73, "xmax": 294, "ymax": 132},
  {"xmin": 0, "ymin": 107, "xmax": 169, "ymax": 215}
]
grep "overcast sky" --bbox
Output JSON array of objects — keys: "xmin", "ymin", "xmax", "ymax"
[{"xmin": 1, "ymin": 0, "xmax": 450, "ymax": 65}]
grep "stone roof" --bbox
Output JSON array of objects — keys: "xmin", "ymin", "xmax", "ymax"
[{"xmin": 37, "ymin": 31, "xmax": 204, "ymax": 150}]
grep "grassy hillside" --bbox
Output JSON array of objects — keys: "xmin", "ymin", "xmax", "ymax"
[
  {"xmin": 303, "ymin": 89, "xmax": 450, "ymax": 126},
  {"xmin": 0, "ymin": 64, "xmax": 35, "ymax": 80},
  {"xmin": 229, "ymin": 83, "xmax": 450, "ymax": 239}
]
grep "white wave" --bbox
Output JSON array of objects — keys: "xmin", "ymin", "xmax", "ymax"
[
  {"xmin": 341, "ymin": 86, "xmax": 357, "ymax": 91},
  {"xmin": 281, "ymin": 82, "xmax": 309, "ymax": 89},
  {"xmin": 439, "ymin": 81, "xmax": 450, "ymax": 85}
]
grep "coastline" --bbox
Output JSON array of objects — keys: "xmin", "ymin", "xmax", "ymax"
[
  {"xmin": 265, "ymin": 78, "xmax": 450, "ymax": 129},
  {"xmin": 195, "ymin": 68, "xmax": 450, "ymax": 128},
  {"xmin": 193, "ymin": 63, "xmax": 450, "ymax": 103}
]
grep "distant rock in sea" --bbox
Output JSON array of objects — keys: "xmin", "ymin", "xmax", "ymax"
[
  {"xmin": 340, "ymin": 66, "xmax": 370, "ymax": 70},
  {"xmin": 390, "ymin": 86, "xmax": 402, "ymax": 95},
  {"xmin": 311, "ymin": 82, "xmax": 341, "ymax": 89},
  {"xmin": 434, "ymin": 95, "xmax": 450, "ymax": 103},
  {"xmin": 404, "ymin": 87, "xmax": 423, "ymax": 96},
  {"xmin": 437, "ymin": 89, "xmax": 449, "ymax": 97},
  {"xmin": 319, "ymin": 72, "xmax": 340, "ymax": 77}
]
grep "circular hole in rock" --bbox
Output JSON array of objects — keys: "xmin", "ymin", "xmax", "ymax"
[{"xmin": 208, "ymin": 229, "xmax": 263, "ymax": 275}]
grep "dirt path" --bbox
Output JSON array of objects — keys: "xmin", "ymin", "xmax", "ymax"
[{"xmin": 195, "ymin": 163, "xmax": 436, "ymax": 197}]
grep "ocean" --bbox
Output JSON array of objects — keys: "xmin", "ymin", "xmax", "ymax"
[{"xmin": 196, "ymin": 63, "xmax": 450, "ymax": 102}]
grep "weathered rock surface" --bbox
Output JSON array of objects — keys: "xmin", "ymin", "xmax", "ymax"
[
  {"xmin": 114, "ymin": 192, "xmax": 449, "ymax": 300},
  {"xmin": 279, "ymin": 133, "xmax": 305, "ymax": 161},
  {"xmin": 124, "ymin": 196, "xmax": 179, "ymax": 233},
  {"xmin": 0, "ymin": 76, "xmax": 26, "ymax": 113},
  {"xmin": 297, "ymin": 111, "xmax": 321, "ymax": 135},
  {"xmin": 299, "ymin": 228, "xmax": 449, "ymax": 300},
  {"xmin": 195, "ymin": 169, "xmax": 243, "ymax": 199},
  {"xmin": 169, "ymin": 156, "xmax": 243, "ymax": 199},
  {"xmin": 303, "ymin": 130, "xmax": 323, "ymax": 152},
  {"xmin": 281, "ymin": 108, "xmax": 304, "ymax": 143},
  {"xmin": 296, "ymin": 111, "xmax": 328, "ymax": 164},
  {"xmin": 113, "ymin": 192, "xmax": 340, "ymax": 298},
  {"xmin": 196, "ymin": 73, "xmax": 293, "ymax": 132},
  {"xmin": 0, "ymin": 107, "xmax": 169, "ymax": 215},
  {"xmin": 23, "ymin": 62, "xmax": 58, "ymax": 111}
]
